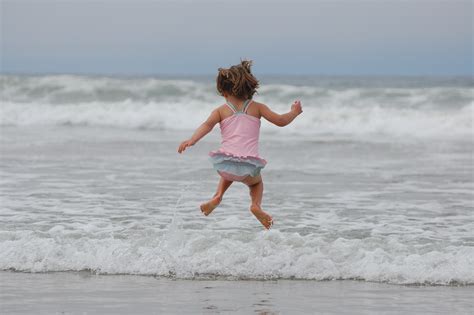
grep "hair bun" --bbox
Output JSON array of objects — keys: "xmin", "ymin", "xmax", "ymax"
[
  {"xmin": 218, "ymin": 68, "xmax": 230, "ymax": 79},
  {"xmin": 240, "ymin": 59, "xmax": 253, "ymax": 73}
]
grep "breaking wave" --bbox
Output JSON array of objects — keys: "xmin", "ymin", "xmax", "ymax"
[{"xmin": 1, "ymin": 74, "xmax": 472, "ymax": 138}]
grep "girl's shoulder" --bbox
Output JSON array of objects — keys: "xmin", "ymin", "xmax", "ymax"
[
  {"xmin": 250, "ymin": 100, "xmax": 270, "ymax": 110},
  {"xmin": 216, "ymin": 103, "xmax": 230, "ymax": 114},
  {"xmin": 216, "ymin": 103, "xmax": 232, "ymax": 122},
  {"xmin": 247, "ymin": 100, "xmax": 265, "ymax": 118},
  {"xmin": 249, "ymin": 100, "xmax": 264, "ymax": 107}
]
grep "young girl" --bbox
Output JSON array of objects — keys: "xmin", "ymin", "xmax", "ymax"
[{"xmin": 178, "ymin": 60, "xmax": 302, "ymax": 229}]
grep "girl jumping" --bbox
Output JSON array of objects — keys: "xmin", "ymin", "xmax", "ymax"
[{"xmin": 178, "ymin": 60, "xmax": 302, "ymax": 229}]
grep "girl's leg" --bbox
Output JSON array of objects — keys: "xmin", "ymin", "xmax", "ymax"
[
  {"xmin": 200, "ymin": 176, "xmax": 233, "ymax": 216},
  {"xmin": 242, "ymin": 175, "xmax": 273, "ymax": 229}
]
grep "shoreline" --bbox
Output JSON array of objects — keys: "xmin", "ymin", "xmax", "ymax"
[
  {"xmin": 1, "ymin": 270, "xmax": 473, "ymax": 314},
  {"xmin": 2, "ymin": 269, "xmax": 472, "ymax": 287}
]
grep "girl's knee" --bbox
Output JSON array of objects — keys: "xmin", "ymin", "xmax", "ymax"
[{"xmin": 244, "ymin": 175, "xmax": 262, "ymax": 187}]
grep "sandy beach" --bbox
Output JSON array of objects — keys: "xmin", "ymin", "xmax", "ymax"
[{"xmin": 1, "ymin": 270, "xmax": 473, "ymax": 314}]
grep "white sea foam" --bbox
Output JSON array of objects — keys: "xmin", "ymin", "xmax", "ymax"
[
  {"xmin": 1, "ymin": 75, "xmax": 472, "ymax": 138},
  {"xmin": 1, "ymin": 227, "xmax": 472, "ymax": 285}
]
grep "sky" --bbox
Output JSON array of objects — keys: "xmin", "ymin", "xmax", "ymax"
[{"xmin": 1, "ymin": 0, "xmax": 472, "ymax": 76}]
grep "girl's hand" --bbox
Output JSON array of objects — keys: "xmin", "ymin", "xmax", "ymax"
[
  {"xmin": 291, "ymin": 100, "xmax": 303, "ymax": 115},
  {"xmin": 178, "ymin": 139, "xmax": 195, "ymax": 154}
]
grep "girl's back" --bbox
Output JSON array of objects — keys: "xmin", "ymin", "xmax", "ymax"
[{"xmin": 216, "ymin": 98, "xmax": 263, "ymax": 160}]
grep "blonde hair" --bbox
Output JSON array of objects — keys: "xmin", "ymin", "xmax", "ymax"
[{"xmin": 216, "ymin": 59, "xmax": 259, "ymax": 100}]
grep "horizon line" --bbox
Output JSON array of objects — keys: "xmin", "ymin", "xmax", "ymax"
[{"xmin": 1, "ymin": 71, "xmax": 472, "ymax": 78}]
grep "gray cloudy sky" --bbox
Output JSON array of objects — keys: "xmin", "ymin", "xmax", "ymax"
[{"xmin": 1, "ymin": 0, "xmax": 472, "ymax": 75}]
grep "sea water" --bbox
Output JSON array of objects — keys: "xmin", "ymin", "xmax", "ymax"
[{"xmin": 0, "ymin": 74, "xmax": 473, "ymax": 285}]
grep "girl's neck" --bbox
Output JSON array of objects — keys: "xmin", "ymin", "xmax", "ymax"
[{"xmin": 225, "ymin": 95, "xmax": 246, "ymax": 106}]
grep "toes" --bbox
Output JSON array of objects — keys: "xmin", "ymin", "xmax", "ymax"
[
  {"xmin": 264, "ymin": 218, "xmax": 273, "ymax": 229},
  {"xmin": 200, "ymin": 201, "xmax": 217, "ymax": 216},
  {"xmin": 200, "ymin": 204, "xmax": 209, "ymax": 216}
]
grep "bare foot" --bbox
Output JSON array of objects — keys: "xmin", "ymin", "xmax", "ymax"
[
  {"xmin": 250, "ymin": 205, "xmax": 273, "ymax": 229},
  {"xmin": 200, "ymin": 196, "xmax": 222, "ymax": 216}
]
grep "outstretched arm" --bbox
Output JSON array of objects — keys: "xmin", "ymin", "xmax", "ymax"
[
  {"xmin": 178, "ymin": 109, "xmax": 221, "ymax": 154},
  {"xmin": 259, "ymin": 100, "xmax": 303, "ymax": 127}
]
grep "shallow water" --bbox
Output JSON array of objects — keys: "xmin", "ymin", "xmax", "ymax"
[
  {"xmin": 1, "ymin": 125, "xmax": 472, "ymax": 285},
  {"xmin": 1, "ymin": 75, "xmax": 473, "ymax": 285}
]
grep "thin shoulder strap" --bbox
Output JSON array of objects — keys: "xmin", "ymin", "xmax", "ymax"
[
  {"xmin": 225, "ymin": 100, "xmax": 237, "ymax": 113},
  {"xmin": 243, "ymin": 99, "xmax": 253, "ymax": 113}
]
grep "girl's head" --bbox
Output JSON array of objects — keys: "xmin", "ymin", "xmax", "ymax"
[{"xmin": 216, "ymin": 59, "xmax": 259, "ymax": 100}]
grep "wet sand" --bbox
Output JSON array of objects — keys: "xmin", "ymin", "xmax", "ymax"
[{"xmin": 1, "ymin": 271, "xmax": 473, "ymax": 314}]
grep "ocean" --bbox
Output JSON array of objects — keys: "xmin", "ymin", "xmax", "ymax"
[{"xmin": 0, "ymin": 74, "xmax": 473, "ymax": 312}]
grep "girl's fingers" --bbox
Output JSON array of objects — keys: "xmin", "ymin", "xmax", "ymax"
[
  {"xmin": 179, "ymin": 142, "xmax": 190, "ymax": 153},
  {"xmin": 178, "ymin": 142, "xmax": 186, "ymax": 153}
]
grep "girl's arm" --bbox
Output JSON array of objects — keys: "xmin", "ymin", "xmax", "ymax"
[
  {"xmin": 178, "ymin": 109, "xmax": 221, "ymax": 154},
  {"xmin": 259, "ymin": 100, "xmax": 303, "ymax": 127}
]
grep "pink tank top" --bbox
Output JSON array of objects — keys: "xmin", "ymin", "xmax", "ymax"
[{"xmin": 216, "ymin": 99, "xmax": 264, "ymax": 160}]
